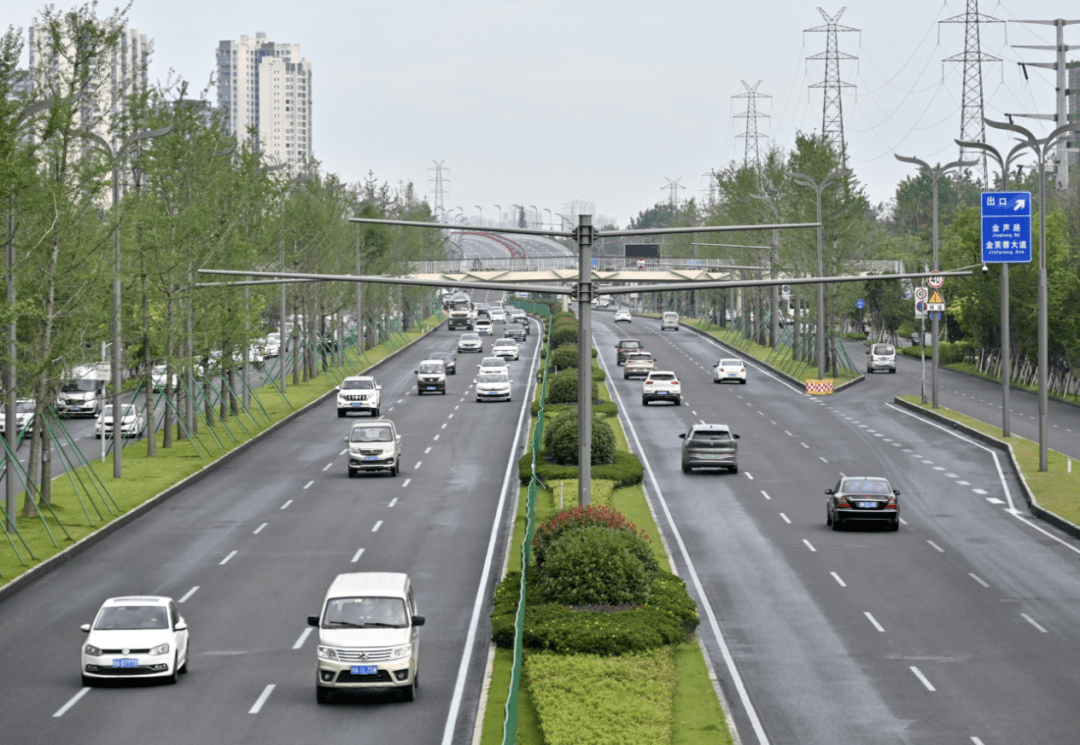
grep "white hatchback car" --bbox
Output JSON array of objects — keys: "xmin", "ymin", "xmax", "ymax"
[
  {"xmin": 474, "ymin": 319, "xmax": 493, "ymax": 336},
  {"xmin": 661, "ymin": 311, "xmax": 680, "ymax": 331},
  {"xmin": 96, "ymin": 404, "xmax": 146, "ymax": 438},
  {"xmin": 713, "ymin": 358, "xmax": 747, "ymax": 384},
  {"xmin": 642, "ymin": 370, "xmax": 681, "ymax": 405},
  {"xmin": 475, "ymin": 372, "xmax": 511, "ymax": 402},
  {"xmin": 81, "ymin": 596, "xmax": 189, "ymax": 686},
  {"xmin": 614, "ymin": 309, "xmax": 632, "ymax": 323},
  {"xmin": 491, "ymin": 339, "xmax": 520, "ymax": 361}
]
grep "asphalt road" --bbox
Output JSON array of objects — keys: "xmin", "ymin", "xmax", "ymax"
[
  {"xmin": 593, "ymin": 307, "xmax": 1080, "ymax": 745},
  {"xmin": 0, "ymin": 290, "xmax": 537, "ymax": 745}
]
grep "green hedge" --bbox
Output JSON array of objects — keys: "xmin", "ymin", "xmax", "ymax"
[
  {"xmin": 547, "ymin": 368, "xmax": 600, "ymax": 403},
  {"xmin": 898, "ymin": 340, "xmax": 974, "ymax": 364},
  {"xmin": 492, "ymin": 570, "xmax": 698, "ymax": 655},
  {"xmin": 531, "ymin": 399, "xmax": 617, "ymax": 418},
  {"xmin": 544, "ymin": 410, "xmax": 617, "ymax": 466},
  {"xmin": 537, "ymin": 526, "xmax": 659, "ymax": 605},
  {"xmin": 519, "ymin": 448, "xmax": 644, "ymax": 487}
]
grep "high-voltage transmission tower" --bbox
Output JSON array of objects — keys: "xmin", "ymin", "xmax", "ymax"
[
  {"xmin": 733, "ymin": 80, "xmax": 771, "ymax": 168},
  {"xmin": 940, "ymin": 0, "xmax": 1003, "ymax": 187},
  {"xmin": 664, "ymin": 177, "xmax": 685, "ymax": 219},
  {"xmin": 806, "ymin": 7, "xmax": 858, "ymax": 163},
  {"xmin": 1011, "ymin": 19, "xmax": 1080, "ymax": 190},
  {"xmin": 428, "ymin": 160, "xmax": 449, "ymax": 222}
]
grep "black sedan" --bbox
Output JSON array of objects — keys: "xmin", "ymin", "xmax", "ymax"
[
  {"xmin": 429, "ymin": 352, "xmax": 456, "ymax": 375},
  {"xmin": 826, "ymin": 477, "xmax": 900, "ymax": 531},
  {"xmin": 504, "ymin": 324, "xmax": 527, "ymax": 342}
]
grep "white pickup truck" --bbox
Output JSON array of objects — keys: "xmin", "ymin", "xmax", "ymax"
[{"xmin": 344, "ymin": 419, "xmax": 402, "ymax": 478}]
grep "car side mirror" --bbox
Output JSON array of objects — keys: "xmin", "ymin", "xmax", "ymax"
[
  {"xmin": 175, "ymin": 621, "xmax": 188, "ymax": 632},
  {"xmin": 414, "ymin": 370, "xmax": 418, "ymax": 374},
  {"xmin": 894, "ymin": 490, "xmax": 901, "ymax": 496},
  {"xmin": 80, "ymin": 623, "xmax": 91, "ymax": 633},
  {"xmin": 411, "ymin": 615, "xmax": 426, "ymax": 627},
  {"xmin": 678, "ymin": 433, "xmax": 686, "ymax": 439},
  {"xmin": 334, "ymin": 386, "xmax": 340, "ymax": 391},
  {"xmin": 307, "ymin": 616, "xmax": 320, "ymax": 627},
  {"xmin": 343, "ymin": 435, "xmax": 349, "ymax": 442},
  {"xmin": 825, "ymin": 488, "xmax": 834, "ymax": 495},
  {"xmin": 376, "ymin": 385, "xmax": 382, "ymax": 390},
  {"xmin": 865, "ymin": 351, "xmax": 870, "ymax": 355},
  {"xmin": 733, "ymin": 434, "xmax": 740, "ymax": 439}
]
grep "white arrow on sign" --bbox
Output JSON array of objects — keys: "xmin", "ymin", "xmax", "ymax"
[{"xmin": 1014, "ymin": 199, "xmax": 1026, "ymax": 211}]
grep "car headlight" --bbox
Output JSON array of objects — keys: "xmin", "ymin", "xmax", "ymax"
[
  {"xmin": 84, "ymin": 643, "xmax": 102, "ymax": 656},
  {"xmin": 149, "ymin": 643, "xmax": 170, "ymax": 656},
  {"xmin": 389, "ymin": 644, "xmax": 412, "ymax": 660},
  {"xmin": 317, "ymin": 646, "xmax": 339, "ymax": 661}
]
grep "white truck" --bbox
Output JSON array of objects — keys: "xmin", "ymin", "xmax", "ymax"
[{"xmin": 57, "ymin": 364, "xmax": 109, "ymax": 418}]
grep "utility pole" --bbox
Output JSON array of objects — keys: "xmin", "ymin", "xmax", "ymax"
[
  {"xmin": 941, "ymin": 0, "xmax": 1004, "ymax": 187},
  {"xmin": 1011, "ymin": 19, "xmax": 1080, "ymax": 190},
  {"xmin": 806, "ymin": 8, "xmax": 858, "ymax": 163},
  {"xmin": 733, "ymin": 81, "xmax": 771, "ymax": 169},
  {"xmin": 664, "ymin": 178, "xmax": 684, "ymax": 221},
  {"xmin": 428, "ymin": 160, "xmax": 449, "ymax": 222}
]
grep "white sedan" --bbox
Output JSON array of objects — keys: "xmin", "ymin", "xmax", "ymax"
[
  {"xmin": 96, "ymin": 404, "xmax": 147, "ymax": 438},
  {"xmin": 81, "ymin": 596, "xmax": 189, "ymax": 686},
  {"xmin": 614, "ymin": 309, "xmax": 632, "ymax": 323},
  {"xmin": 457, "ymin": 333, "xmax": 483, "ymax": 353},
  {"xmin": 713, "ymin": 358, "xmax": 747, "ymax": 384},
  {"xmin": 475, "ymin": 372, "xmax": 511, "ymax": 402},
  {"xmin": 491, "ymin": 339, "xmax": 520, "ymax": 361}
]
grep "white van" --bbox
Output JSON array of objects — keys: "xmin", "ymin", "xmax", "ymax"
[
  {"xmin": 866, "ymin": 343, "xmax": 896, "ymax": 374},
  {"xmin": 661, "ymin": 312, "xmax": 680, "ymax": 331},
  {"xmin": 308, "ymin": 572, "xmax": 424, "ymax": 703}
]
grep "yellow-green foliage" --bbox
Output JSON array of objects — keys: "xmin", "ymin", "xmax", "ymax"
[
  {"xmin": 545, "ymin": 479, "xmax": 615, "ymax": 510},
  {"xmin": 526, "ymin": 647, "xmax": 678, "ymax": 745}
]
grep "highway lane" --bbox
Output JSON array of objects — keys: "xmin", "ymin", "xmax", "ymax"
[
  {"xmin": 842, "ymin": 336, "xmax": 1080, "ymax": 461},
  {"xmin": 594, "ymin": 310, "xmax": 1080, "ymax": 745},
  {"xmin": 0, "ymin": 290, "xmax": 536, "ymax": 745}
]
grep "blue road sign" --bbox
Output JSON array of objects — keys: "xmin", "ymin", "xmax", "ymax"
[
  {"xmin": 981, "ymin": 192, "xmax": 1032, "ymax": 263},
  {"xmin": 916, "ymin": 300, "xmax": 928, "ymax": 313},
  {"xmin": 855, "ymin": 299, "xmax": 865, "ymax": 309},
  {"xmin": 591, "ymin": 257, "xmax": 597, "ymax": 267}
]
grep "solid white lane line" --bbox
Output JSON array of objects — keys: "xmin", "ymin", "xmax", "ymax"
[
  {"xmin": 779, "ymin": 513, "xmax": 791, "ymax": 524},
  {"xmin": 281, "ymin": 499, "xmax": 293, "ymax": 509},
  {"xmin": 351, "ymin": 547, "xmax": 365, "ymax": 563},
  {"xmin": 969, "ymin": 573, "xmax": 990, "ymax": 588},
  {"xmin": 372, "ymin": 521, "xmax": 383, "ymax": 532},
  {"xmin": 249, "ymin": 684, "xmax": 275, "ymax": 713},
  {"xmin": 303, "ymin": 481, "xmax": 313, "ymax": 490},
  {"xmin": 220, "ymin": 550, "xmax": 237, "ymax": 565},
  {"xmin": 1021, "ymin": 613, "xmax": 1048, "ymax": 633},
  {"xmin": 927, "ymin": 540, "xmax": 944, "ymax": 553},
  {"xmin": 293, "ymin": 627, "xmax": 313, "ymax": 649},
  {"xmin": 52, "ymin": 688, "xmax": 90, "ymax": 717},
  {"xmin": 388, "ymin": 498, "xmax": 398, "ymax": 507},
  {"xmin": 253, "ymin": 522, "xmax": 267, "ymax": 534},
  {"xmin": 910, "ymin": 666, "xmax": 936, "ymax": 691},
  {"xmin": 178, "ymin": 586, "xmax": 199, "ymax": 603},
  {"xmin": 802, "ymin": 539, "xmax": 817, "ymax": 552},
  {"xmin": 761, "ymin": 490, "xmax": 771, "ymax": 500},
  {"xmin": 830, "ymin": 572, "xmax": 847, "ymax": 587},
  {"xmin": 322, "ymin": 463, "xmax": 332, "ymax": 471},
  {"xmin": 864, "ymin": 612, "xmax": 885, "ymax": 632},
  {"xmin": 402, "ymin": 478, "xmax": 411, "ymax": 488}
]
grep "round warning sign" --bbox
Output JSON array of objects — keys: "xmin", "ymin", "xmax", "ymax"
[
  {"xmin": 927, "ymin": 271, "xmax": 944, "ymax": 289},
  {"xmin": 914, "ymin": 287, "xmax": 928, "ymax": 302}
]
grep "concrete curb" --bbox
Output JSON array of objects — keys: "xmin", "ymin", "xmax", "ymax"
[
  {"xmin": 891, "ymin": 396, "xmax": 1080, "ymax": 542},
  {"xmin": 0, "ymin": 324, "xmax": 442, "ymax": 605},
  {"xmin": 679, "ymin": 321, "xmax": 866, "ymax": 394}
]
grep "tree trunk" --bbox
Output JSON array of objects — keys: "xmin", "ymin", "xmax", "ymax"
[{"xmin": 143, "ymin": 273, "xmax": 156, "ymax": 456}]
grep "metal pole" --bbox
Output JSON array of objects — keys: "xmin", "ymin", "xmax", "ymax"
[
  {"xmin": 5, "ymin": 202, "xmax": 16, "ymax": 529},
  {"xmin": 356, "ymin": 229, "xmax": 363, "ymax": 358},
  {"xmin": 931, "ymin": 177, "xmax": 940, "ymax": 409},
  {"xmin": 1038, "ymin": 154, "xmax": 1048, "ymax": 470},
  {"xmin": 112, "ymin": 163, "xmax": 123, "ymax": 478},
  {"xmin": 280, "ymin": 242, "xmax": 287, "ymax": 395},
  {"xmin": 576, "ymin": 214, "xmax": 593, "ymax": 508},
  {"xmin": 815, "ymin": 187, "xmax": 825, "ymax": 380}
]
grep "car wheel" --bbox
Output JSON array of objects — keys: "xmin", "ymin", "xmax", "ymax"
[
  {"xmin": 889, "ymin": 518, "xmax": 900, "ymax": 531},
  {"xmin": 390, "ymin": 464, "xmax": 398, "ymax": 477},
  {"xmin": 373, "ymin": 408, "xmax": 380, "ymax": 417},
  {"xmin": 831, "ymin": 515, "xmax": 842, "ymax": 531},
  {"xmin": 442, "ymin": 389, "xmax": 446, "ymax": 395},
  {"xmin": 348, "ymin": 469, "xmax": 355, "ymax": 478},
  {"xmin": 740, "ymin": 379, "xmax": 746, "ymax": 385},
  {"xmin": 682, "ymin": 463, "xmax": 690, "ymax": 474},
  {"xmin": 401, "ymin": 677, "xmax": 417, "ymax": 702},
  {"xmin": 673, "ymin": 397, "xmax": 681, "ymax": 406},
  {"xmin": 167, "ymin": 653, "xmax": 179, "ymax": 684},
  {"xmin": 642, "ymin": 398, "xmax": 648, "ymax": 406},
  {"xmin": 316, "ymin": 686, "xmax": 334, "ymax": 704},
  {"xmin": 180, "ymin": 644, "xmax": 189, "ymax": 673},
  {"xmin": 890, "ymin": 368, "xmax": 896, "ymax": 374},
  {"xmin": 826, "ymin": 508, "xmax": 832, "ymax": 526},
  {"xmin": 624, "ymin": 372, "xmax": 630, "ymax": 379},
  {"xmin": 730, "ymin": 465, "xmax": 738, "ymax": 474},
  {"xmin": 81, "ymin": 674, "xmax": 95, "ymax": 688},
  {"xmin": 337, "ymin": 409, "xmax": 346, "ymax": 418}
]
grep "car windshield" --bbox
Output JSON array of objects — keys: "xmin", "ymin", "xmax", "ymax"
[
  {"xmin": 461, "ymin": 335, "xmax": 480, "ymax": 341},
  {"xmin": 478, "ymin": 373, "xmax": 508, "ymax": 384},
  {"xmin": 627, "ymin": 354, "xmax": 652, "ymax": 362},
  {"xmin": 481, "ymin": 360, "xmax": 505, "ymax": 368},
  {"xmin": 267, "ymin": 334, "xmax": 279, "ymax": 342},
  {"xmin": 103, "ymin": 405, "xmax": 136, "ymax": 417},
  {"xmin": 419, "ymin": 363, "xmax": 443, "ymax": 374},
  {"xmin": 14, "ymin": 401, "xmax": 35, "ymax": 414},
  {"xmin": 664, "ymin": 313, "xmax": 678, "ymax": 319},
  {"xmin": 95, "ymin": 605, "xmax": 169, "ymax": 630},
  {"xmin": 323, "ymin": 597, "xmax": 408, "ymax": 628},
  {"xmin": 351, "ymin": 426, "xmax": 393, "ymax": 443},
  {"xmin": 692, "ymin": 430, "xmax": 731, "ymax": 441},
  {"xmin": 494, "ymin": 341, "xmax": 514, "ymax": 348},
  {"xmin": 476, "ymin": 319, "xmax": 490, "ymax": 324},
  {"xmin": 720, "ymin": 359, "xmax": 742, "ymax": 367},
  {"xmin": 649, "ymin": 373, "xmax": 675, "ymax": 381},
  {"xmin": 62, "ymin": 380, "xmax": 99, "ymax": 393},
  {"xmin": 841, "ymin": 478, "xmax": 891, "ymax": 495},
  {"xmin": 342, "ymin": 379, "xmax": 374, "ymax": 390},
  {"xmin": 872, "ymin": 345, "xmax": 895, "ymax": 355},
  {"xmin": 621, "ymin": 341, "xmax": 641, "ymax": 349}
]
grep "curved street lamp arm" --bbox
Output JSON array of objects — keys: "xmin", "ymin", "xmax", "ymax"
[
  {"xmin": 214, "ymin": 144, "xmax": 237, "ymax": 158},
  {"xmin": 81, "ymin": 131, "xmax": 115, "ymax": 158},
  {"xmin": 985, "ymin": 117, "xmax": 1037, "ymax": 143}
]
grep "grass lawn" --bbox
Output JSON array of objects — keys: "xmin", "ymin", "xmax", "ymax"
[
  {"xmin": 0, "ymin": 320, "xmax": 441, "ymax": 584},
  {"xmin": 942, "ymin": 362, "xmax": 1080, "ymax": 406},
  {"xmin": 898, "ymin": 395, "xmax": 1080, "ymax": 525}
]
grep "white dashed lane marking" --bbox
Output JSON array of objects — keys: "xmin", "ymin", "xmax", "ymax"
[
  {"xmin": 220, "ymin": 550, "xmax": 238, "ymax": 565},
  {"xmin": 53, "ymin": 688, "xmax": 90, "ymax": 718},
  {"xmin": 179, "ymin": 586, "xmax": 199, "ymax": 603},
  {"xmin": 830, "ymin": 572, "xmax": 846, "ymax": 587},
  {"xmin": 293, "ymin": 627, "xmax": 313, "ymax": 649},
  {"xmin": 351, "ymin": 547, "xmax": 365, "ymax": 563},
  {"xmin": 249, "ymin": 684, "xmax": 275, "ymax": 714}
]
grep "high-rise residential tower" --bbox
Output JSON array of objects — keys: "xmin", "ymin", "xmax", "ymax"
[{"xmin": 215, "ymin": 32, "xmax": 313, "ymax": 169}]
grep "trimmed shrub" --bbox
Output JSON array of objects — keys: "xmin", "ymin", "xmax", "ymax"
[
  {"xmin": 491, "ymin": 571, "xmax": 699, "ymax": 655},
  {"xmin": 519, "ymin": 448, "xmax": 644, "ymax": 488},
  {"xmin": 532, "ymin": 504, "xmax": 649, "ymax": 566},
  {"xmin": 547, "ymin": 368, "xmax": 599, "ymax": 404},
  {"xmin": 544, "ymin": 411, "xmax": 616, "ymax": 466},
  {"xmin": 548, "ymin": 345, "xmax": 579, "ymax": 370},
  {"xmin": 537, "ymin": 526, "xmax": 655, "ymax": 606},
  {"xmin": 549, "ymin": 323, "xmax": 579, "ymax": 349},
  {"xmin": 532, "ymin": 399, "xmax": 617, "ymax": 418}
]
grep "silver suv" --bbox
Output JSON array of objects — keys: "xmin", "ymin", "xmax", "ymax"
[
  {"xmin": 680, "ymin": 424, "xmax": 740, "ymax": 474},
  {"xmin": 866, "ymin": 343, "xmax": 896, "ymax": 374}
]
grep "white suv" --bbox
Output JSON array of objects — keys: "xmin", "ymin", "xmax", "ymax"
[
  {"xmin": 642, "ymin": 371, "xmax": 681, "ymax": 406},
  {"xmin": 337, "ymin": 376, "xmax": 381, "ymax": 417},
  {"xmin": 309, "ymin": 572, "xmax": 424, "ymax": 703},
  {"xmin": 660, "ymin": 312, "xmax": 680, "ymax": 331}
]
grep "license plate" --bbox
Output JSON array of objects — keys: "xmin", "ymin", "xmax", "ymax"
[
  {"xmin": 112, "ymin": 659, "xmax": 138, "ymax": 668},
  {"xmin": 71, "ymin": 407, "xmax": 81, "ymax": 412},
  {"xmin": 699, "ymin": 454, "xmax": 720, "ymax": 459},
  {"xmin": 487, "ymin": 391, "xmax": 500, "ymax": 396},
  {"xmin": 858, "ymin": 501, "xmax": 877, "ymax": 509},
  {"xmin": 728, "ymin": 374, "xmax": 737, "ymax": 378},
  {"xmin": 351, "ymin": 665, "xmax": 377, "ymax": 675},
  {"xmin": 655, "ymin": 391, "xmax": 670, "ymax": 395},
  {"xmin": 364, "ymin": 456, "xmax": 378, "ymax": 461},
  {"xmin": 351, "ymin": 403, "xmax": 363, "ymax": 407},
  {"xmin": 426, "ymin": 386, "xmax": 437, "ymax": 390}
]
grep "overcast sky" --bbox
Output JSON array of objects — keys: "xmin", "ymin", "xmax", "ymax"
[{"xmin": 9, "ymin": 0, "xmax": 1079, "ymax": 226}]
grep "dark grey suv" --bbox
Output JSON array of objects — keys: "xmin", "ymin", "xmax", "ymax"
[
  {"xmin": 679, "ymin": 424, "xmax": 740, "ymax": 474},
  {"xmin": 826, "ymin": 476, "xmax": 900, "ymax": 531}
]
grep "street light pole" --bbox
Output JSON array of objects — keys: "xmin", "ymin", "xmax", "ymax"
[
  {"xmin": 544, "ymin": 208, "xmax": 552, "ymax": 231},
  {"xmin": 894, "ymin": 155, "xmax": 975, "ymax": 409},
  {"xmin": 748, "ymin": 190, "xmax": 781, "ymax": 349},
  {"xmin": 984, "ymin": 117, "xmax": 1080, "ymax": 470},
  {"xmin": 575, "ymin": 215, "xmax": 594, "ymax": 507},
  {"xmin": 474, "ymin": 205, "xmax": 483, "ymax": 226},
  {"xmin": 787, "ymin": 169, "xmax": 850, "ymax": 379},
  {"xmin": 84, "ymin": 124, "xmax": 173, "ymax": 479},
  {"xmin": 493, "ymin": 205, "xmax": 501, "ymax": 229}
]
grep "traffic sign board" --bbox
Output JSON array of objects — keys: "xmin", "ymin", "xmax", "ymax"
[
  {"xmin": 927, "ymin": 271, "xmax": 944, "ymax": 289},
  {"xmin": 981, "ymin": 191, "xmax": 1032, "ymax": 263},
  {"xmin": 927, "ymin": 289, "xmax": 945, "ymax": 312},
  {"xmin": 915, "ymin": 300, "xmax": 928, "ymax": 313},
  {"xmin": 855, "ymin": 299, "xmax": 865, "ymax": 309},
  {"xmin": 914, "ymin": 287, "xmax": 928, "ymax": 302}
]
